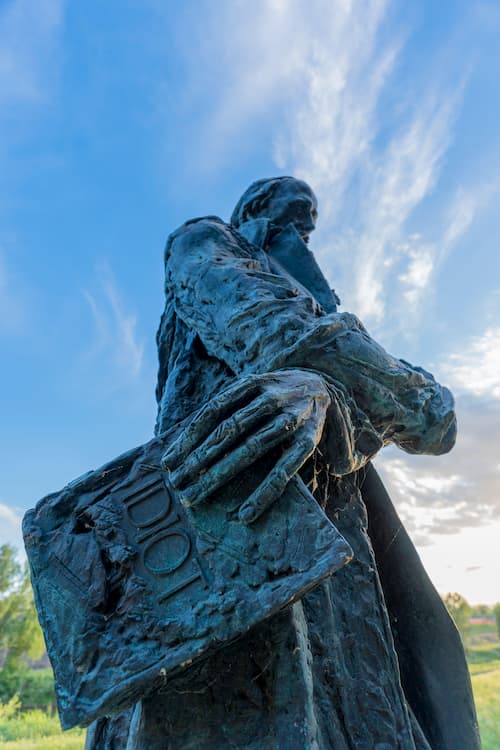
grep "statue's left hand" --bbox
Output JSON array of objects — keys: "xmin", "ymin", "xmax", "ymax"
[{"xmin": 161, "ymin": 370, "xmax": 331, "ymax": 523}]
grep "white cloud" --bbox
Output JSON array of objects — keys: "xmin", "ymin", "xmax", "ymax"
[
  {"xmin": 174, "ymin": 0, "xmax": 393, "ymax": 177},
  {"xmin": 374, "ymin": 417, "xmax": 500, "ymax": 602},
  {"xmin": 398, "ymin": 245, "xmax": 435, "ymax": 307},
  {"xmin": 375, "ymin": 387, "xmax": 500, "ymax": 549},
  {"xmin": 172, "ymin": 0, "xmax": 471, "ymax": 332},
  {"xmin": 442, "ymin": 326, "xmax": 500, "ymax": 399},
  {"xmin": 165, "ymin": 0, "xmax": 498, "ymax": 339},
  {"xmin": 0, "ymin": 502, "xmax": 23, "ymax": 551},
  {"xmin": 83, "ymin": 265, "xmax": 144, "ymax": 380},
  {"xmin": 282, "ymin": 38, "xmax": 465, "ymax": 329},
  {"xmin": 376, "ymin": 328, "xmax": 500, "ymax": 553},
  {"xmin": 418, "ymin": 521, "xmax": 500, "ymax": 604},
  {"xmin": 274, "ymin": 0, "xmax": 397, "ymax": 218},
  {"xmin": 442, "ymin": 187, "xmax": 479, "ymax": 250},
  {"xmin": 385, "ymin": 181, "xmax": 496, "ymax": 325}
]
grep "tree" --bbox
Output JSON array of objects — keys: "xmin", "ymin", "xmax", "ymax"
[
  {"xmin": 0, "ymin": 544, "xmax": 44, "ymax": 671},
  {"xmin": 493, "ymin": 603, "xmax": 500, "ymax": 639},
  {"xmin": 470, "ymin": 603, "xmax": 491, "ymax": 619},
  {"xmin": 443, "ymin": 592, "xmax": 471, "ymax": 639}
]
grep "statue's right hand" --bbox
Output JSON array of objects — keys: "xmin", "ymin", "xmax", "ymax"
[{"xmin": 161, "ymin": 370, "xmax": 331, "ymax": 524}]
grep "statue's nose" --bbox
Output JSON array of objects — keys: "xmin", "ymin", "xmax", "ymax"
[{"xmin": 304, "ymin": 216, "xmax": 316, "ymax": 233}]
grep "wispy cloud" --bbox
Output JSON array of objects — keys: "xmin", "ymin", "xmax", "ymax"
[
  {"xmin": 0, "ymin": 502, "xmax": 23, "ymax": 551},
  {"xmin": 393, "ymin": 180, "xmax": 495, "ymax": 321},
  {"xmin": 376, "ymin": 389, "xmax": 500, "ymax": 543},
  {"xmin": 442, "ymin": 187, "xmax": 480, "ymax": 250},
  {"xmin": 0, "ymin": 1, "xmax": 63, "ymax": 331},
  {"xmin": 83, "ymin": 264, "xmax": 144, "ymax": 381},
  {"xmin": 173, "ymin": 0, "xmax": 393, "ymax": 178},
  {"xmin": 177, "ymin": 1, "xmax": 474, "ymax": 335},
  {"xmin": 379, "ymin": 321, "xmax": 500, "ymax": 546},
  {"xmin": 271, "ymin": 7, "xmax": 467, "ymax": 330},
  {"xmin": 0, "ymin": 0, "xmax": 63, "ymax": 108},
  {"xmin": 273, "ymin": 0, "xmax": 397, "ymax": 215},
  {"xmin": 442, "ymin": 326, "xmax": 500, "ymax": 399},
  {"xmin": 350, "ymin": 91, "xmax": 462, "ymax": 326}
]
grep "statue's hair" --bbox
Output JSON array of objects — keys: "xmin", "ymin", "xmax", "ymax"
[{"xmin": 230, "ymin": 176, "xmax": 298, "ymax": 228}]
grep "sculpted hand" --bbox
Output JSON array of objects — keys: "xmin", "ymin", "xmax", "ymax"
[{"xmin": 161, "ymin": 369, "xmax": 330, "ymax": 523}]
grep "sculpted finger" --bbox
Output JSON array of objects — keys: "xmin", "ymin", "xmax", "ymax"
[
  {"xmin": 238, "ymin": 431, "xmax": 316, "ymax": 524},
  {"xmin": 169, "ymin": 394, "xmax": 279, "ymax": 487},
  {"xmin": 178, "ymin": 413, "xmax": 301, "ymax": 507},
  {"xmin": 161, "ymin": 376, "xmax": 262, "ymax": 469}
]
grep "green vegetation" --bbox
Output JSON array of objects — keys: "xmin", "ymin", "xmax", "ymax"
[
  {"xmin": 0, "ymin": 695, "xmax": 84, "ymax": 749},
  {"xmin": 443, "ymin": 591, "xmax": 472, "ymax": 638},
  {"xmin": 0, "ymin": 544, "xmax": 47, "ymax": 714},
  {"xmin": 493, "ymin": 603, "xmax": 500, "ymax": 639},
  {"xmin": 0, "ymin": 561, "xmax": 498, "ymax": 749},
  {"xmin": 469, "ymin": 640, "xmax": 500, "ymax": 750},
  {"xmin": 1, "ymin": 740, "xmax": 84, "ymax": 750},
  {"xmin": 0, "ymin": 545, "xmax": 44, "ymax": 674},
  {"xmin": 463, "ymin": 611, "xmax": 499, "ymax": 749},
  {"xmin": 440, "ymin": 594, "xmax": 500, "ymax": 749}
]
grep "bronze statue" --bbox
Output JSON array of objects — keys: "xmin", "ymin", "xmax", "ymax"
[{"xmin": 24, "ymin": 177, "xmax": 479, "ymax": 749}]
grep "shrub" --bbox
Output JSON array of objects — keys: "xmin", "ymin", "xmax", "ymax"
[{"xmin": 0, "ymin": 667, "xmax": 56, "ymax": 712}]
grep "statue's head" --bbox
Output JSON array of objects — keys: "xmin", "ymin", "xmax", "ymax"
[{"xmin": 231, "ymin": 176, "xmax": 318, "ymax": 243}]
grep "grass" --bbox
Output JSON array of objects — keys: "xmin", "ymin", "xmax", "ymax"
[
  {"xmin": 0, "ymin": 703, "xmax": 84, "ymax": 749},
  {"xmin": 472, "ymin": 666, "xmax": 500, "ymax": 750},
  {"xmin": 467, "ymin": 635, "xmax": 500, "ymax": 750},
  {"xmin": 1, "ymin": 737, "xmax": 84, "ymax": 750},
  {"xmin": 0, "ymin": 623, "xmax": 498, "ymax": 749}
]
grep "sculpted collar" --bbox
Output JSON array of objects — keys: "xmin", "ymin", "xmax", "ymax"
[{"xmin": 237, "ymin": 218, "xmax": 339, "ymax": 314}]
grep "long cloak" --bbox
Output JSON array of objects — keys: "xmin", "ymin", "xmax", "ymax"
[{"xmin": 88, "ymin": 216, "xmax": 479, "ymax": 750}]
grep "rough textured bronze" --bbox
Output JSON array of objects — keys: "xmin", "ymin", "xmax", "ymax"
[
  {"xmin": 24, "ymin": 428, "xmax": 351, "ymax": 729},
  {"xmin": 25, "ymin": 176, "xmax": 480, "ymax": 749}
]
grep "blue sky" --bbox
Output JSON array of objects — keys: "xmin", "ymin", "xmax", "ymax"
[{"xmin": 1, "ymin": 0, "xmax": 500, "ymax": 602}]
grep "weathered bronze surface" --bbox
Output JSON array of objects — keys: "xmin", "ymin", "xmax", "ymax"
[
  {"xmin": 24, "ymin": 425, "xmax": 350, "ymax": 729},
  {"xmin": 24, "ymin": 177, "xmax": 480, "ymax": 749}
]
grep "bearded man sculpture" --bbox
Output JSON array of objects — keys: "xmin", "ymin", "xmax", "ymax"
[
  {"xmin": 129, "ymin": 176, "xmax": 478, "ymax": 749},
  {"xmin": 26, "ymin": 177, "xmax": 480, "ymax": 750}
]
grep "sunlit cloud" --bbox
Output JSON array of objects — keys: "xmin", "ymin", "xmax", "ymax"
[
  {"xmin": 174, "ymin": 0, "xmax": 392, "ymax": 177},
  {"xmin": 442, "ymin": 326, "xmax": 500, "ymax": 399},
  {"xmin": 0, "ymin": 502, "xmax": 23, "ymax": 551},
  {"xmin": 273, "ymin": 0, "xmax": 397, "ymax": 217},
  {"xmin": 417, "ymin": 521, "xmax": 500, "ymax": 604},
  {"xmin": 173, "ymin": 0, "xmax": 470, "ymax": 335},
  {"xmin": 376, "ymin": 388, "xmax": 500, "ymax": 544},
  {"xmin": 398, "ymin": 246, "xmax": 434, "ymax": 307},
  {"xmin": 279, "ymin": 31, "xmax": 465, "ymax": 330},
  {"xmin": 377, "ymin": 326, "xmax": 500, "ymax": 548}
]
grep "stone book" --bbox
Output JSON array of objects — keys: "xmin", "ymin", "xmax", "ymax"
[{"xmin": 23, "ymin": 429, "xmax": 352, "ymax": 730}]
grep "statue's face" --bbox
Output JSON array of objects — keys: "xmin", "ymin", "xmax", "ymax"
[{"xmin": 265, "ymin": 179, "xmax": 318, "ymax": 242}]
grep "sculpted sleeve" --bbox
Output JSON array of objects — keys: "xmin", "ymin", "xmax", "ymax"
[{"xmin": 166, "ymin": 218, "xmax": 456, "ymax": 457}]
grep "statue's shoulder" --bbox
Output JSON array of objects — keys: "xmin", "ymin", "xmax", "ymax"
[
  {"xmin": 165, "ymin": 216, "xmax": 258, "ymax": 261},
  {"xmin": 168, "ymin": 215, "xmax": 231, "ymax": 245}
]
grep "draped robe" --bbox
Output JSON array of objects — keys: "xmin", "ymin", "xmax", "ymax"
[{"xmin": 88, "ymin": 216, "xmax": 479, "ymax": 750}]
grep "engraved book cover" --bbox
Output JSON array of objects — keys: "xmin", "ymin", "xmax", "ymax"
[{"xmin": 23, "ymin": 427, "xmax": 352, "ymax": 729}]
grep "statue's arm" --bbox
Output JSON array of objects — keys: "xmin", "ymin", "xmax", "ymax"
[
  {"xmin": 163, "ymin": 368, "xmax": 382, "ymax": 522},
  {"xmin": 165, "ymin": 218, "xmax": 321, "ymax": 374},
  {"xmin": 166, "ymin": 219, "xmax": 456, "ymax": 458}
]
